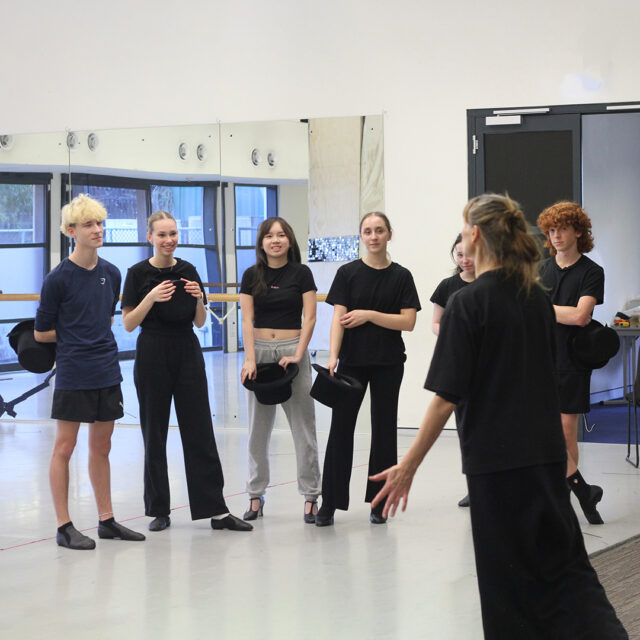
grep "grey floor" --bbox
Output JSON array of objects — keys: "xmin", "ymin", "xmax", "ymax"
[{"xmin": 2, "ymin": 352, "xmax": 640, "ymax": 640}]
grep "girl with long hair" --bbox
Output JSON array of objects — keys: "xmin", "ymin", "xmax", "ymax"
[
  {"xmin": 371, "ymin": 195, "xmax": 626, "ymax": 639},
  {"xmin": 315, "ymin": 212, "xmax": 421, "ymax": 526},
  {"xmin": 239, "ymin": 216, "xmax": 321, "ymax": 523},
  {"xmin": 122, "ymin": 211, "xmax": 251, "ymax": 533},
  {"xmin": 430, "ymin": 233, "xmax": 476, "ymax": 507}
]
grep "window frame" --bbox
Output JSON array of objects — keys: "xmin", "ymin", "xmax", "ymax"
[{"xmin": 0, "ymin": 172, "xmax": 52, "ymax": 371}]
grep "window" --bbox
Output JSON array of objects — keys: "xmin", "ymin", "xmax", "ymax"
[
  {"xmin": 234, "ymin": 185, "xmax": 277, "ymax": 347},
  {"xmin": 0, "ymin": 174, "xmax": 50, "ymax": 369},
  {"xmin": 65, "ymin": 175, "xmax": 222, "ymax": 354}
]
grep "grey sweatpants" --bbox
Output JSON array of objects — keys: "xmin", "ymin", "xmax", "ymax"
[{"xmin": 246, "ymin": 337, "xmax": 321, "ymax": 500}]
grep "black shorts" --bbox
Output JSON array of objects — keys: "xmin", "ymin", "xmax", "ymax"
[
  {"xmin": 51, "ymin": 384, "xmax": 124, "ymax": 423},
  {"xmin": 556, "ymin": 370, "xmax": 591, "ymax": 414}
]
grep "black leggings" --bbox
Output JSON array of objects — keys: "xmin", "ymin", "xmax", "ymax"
[
  {"xmin": 134, "ymin": 331, "xmax": 228, "ymax": 520},
  {"xmin": 321, "ymin": 362, "xmax": 404, "ymax": 510}
]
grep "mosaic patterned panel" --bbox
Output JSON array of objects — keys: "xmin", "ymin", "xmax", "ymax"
[{"xmin": 308, "ymin": 235, "xmax": 359, "ymax": 262}]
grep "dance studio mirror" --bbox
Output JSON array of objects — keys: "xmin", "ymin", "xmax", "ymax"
[{"xmin": 0, "ymin": 115, "xmax": 384, "ymax": 362}]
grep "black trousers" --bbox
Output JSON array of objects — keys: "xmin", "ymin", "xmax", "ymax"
[
  {"xmin": 321, "ymin": 362, "xmax": 404, "ymax": 510},
  {"xmin": 134, "ymin": 331, "xmax": 228, "ymax": 520},
  {"xmin": 467, "ymin": 462, "xmax": 627, "ymax": 640}
]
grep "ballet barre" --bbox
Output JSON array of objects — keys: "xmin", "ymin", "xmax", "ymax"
[{"xmin": 0, "ymin": 293, "xmax": 329, "ymax": 303}]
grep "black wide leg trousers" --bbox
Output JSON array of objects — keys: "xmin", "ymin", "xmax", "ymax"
[
  {"xmin": 134, "ymin": 331, "xmax": 228, "ymax": 520},
  {"xmin": 321, "ymin": 362, "xmax": 404, "ymax": 510},
  {"xmin": 467, "ymin": 462, "xmax": 627, "ymax": 639}
]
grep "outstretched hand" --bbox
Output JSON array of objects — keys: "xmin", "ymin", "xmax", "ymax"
[{"xmin": 369, "ymin": 463, "xmax": 415, "ymax": 519}]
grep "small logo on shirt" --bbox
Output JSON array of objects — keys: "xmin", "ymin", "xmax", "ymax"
[
  {"xmin": 99, "ymin": 278, "xmax": 106, "ymax": 285},
  {"xmin": 269, "ymin": 285, "xmax": 280, "ymax": 289}
]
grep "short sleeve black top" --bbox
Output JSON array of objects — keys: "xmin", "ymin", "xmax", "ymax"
[
  {"xmin": 240, "ymin": 262, "xmax": 317, "ymax": 329},
  {"xmin": 121, "ymin": 258, "xmax": 205, "ymax": 334},
  {"xmin": 539, "ymin": 255, "xmax": 605, "ymax": 372},
  {"xmin": 430, "ymin": 273, "xmax": 470, "ymax": 308},
  {"xmin": 425, "ymin": 269, "xmax": 567, "ymax": 475},
  {"xmin": 326, "ymin": 259, "xmax": 421, "ymax": 366}
]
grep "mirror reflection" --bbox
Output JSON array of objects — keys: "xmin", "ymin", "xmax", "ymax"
[{"xmin": 0, "ymin": 116, "xmax": 384, "ymax": 369}]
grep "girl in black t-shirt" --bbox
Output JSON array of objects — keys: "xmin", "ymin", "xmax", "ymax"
[
  {"xmin": 122, "ymin": 211, "xmax": 251, "ymax": 533},
  {"xmin": 430, "ymin": 233, "xmax": 476, "ymax": 507},
  {"xmin": 430, "ymin": 233, "xmax": 475, "ymax": 336},
  {"xmin": 315, "ymin": 212, "xmax": 421, "ymax": 527},
  {"xmin": 239, "ymin": 217, "xmax": 321, "ymax": 523},
  {"xmin": 370, "ymin": 195, "xmax": 626, "ymax": 639}
]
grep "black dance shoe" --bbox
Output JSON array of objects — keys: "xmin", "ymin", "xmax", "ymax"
[
  {"xmin": 457, "ymin": 494, "xmax": 470, "ymax": 508},
  {"xmin": 315, "ymin": 504, "xmax": 335, "ymax": 527},
  {"xmin": 243, "ymin": 497, "xmax": 264, "ymax": 521},
  {"xmin": 303, "ymin": 500, "xmax": 318, "ymax": 524},
  {"xmin": 211, "ymin": 514, "xmax": 254, "ymax": 531},
  {"xmin": 148, "ymin": 516, "xmax": 171, "ymax": 532},
  {"xmin": 56, "ymin": 523, "xmax": 96, "ymax": 550},
  {"xmin": 370, "ymin": 504, "xmax": 387, "ymax": 525},
  {"xmin": 97, "ymin": 520, "xmax": 146, "ymax": 541},
  {"xmin": 579, "ymin": 485, "xmax": 604, "ymax": 525}
]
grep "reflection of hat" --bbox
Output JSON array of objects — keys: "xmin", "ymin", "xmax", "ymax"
[
  {"xmin": 571, "ymin": 320, "xmax": 620, "ymax": 370},
  {"xmin": 7, "ymin": 320, "xmax": 56, "ymax": 373},
  {"xmin": 154, "ymin": 279, "xmax": 197, "ymax": 323},
  {"xmin": 310, "ymin": 364, "xmax": 364, "ymax": 408},
  {"xmin": 243, "ymin": 362, "xmax": 299, "ymax": 405}
]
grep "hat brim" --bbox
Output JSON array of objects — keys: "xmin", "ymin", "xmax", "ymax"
[
  {"xmin": 243, "ymin": 362, "xmax": 299, "ymax": 405},
  {"xmin": 310, "ymin": 364, "xmax": 364, "ymax": 408},
  {"xmin": 571, "ymin": 320, "xmax": 620, "ymax": 370}
]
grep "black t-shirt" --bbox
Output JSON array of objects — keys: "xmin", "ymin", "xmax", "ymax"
[
  {"xmin": 326, "ymin": 259, "xmax": 421, "ymax": 366},
  {"xmin": 539, "ymin": 255, "xmax": 604, "ymax": 372},
  {"xmin": 121, "ymin": 258, "xmax": 205, "ymax": 334},
  {"xmin": 430, "ymin": 273, "xmax": 470, "ymax": 308},
  {"xmin": 425, "ymin": 269, "xmax": 567, "ymax": 475},
  {"xmin": 240, "ymin": 262, "xmax": 317, "ymax": 329}
]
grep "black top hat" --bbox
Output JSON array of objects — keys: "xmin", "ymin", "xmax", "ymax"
[
  {"xmin": 571, "ymin": 319, "xmax": 620, "ymax": 370},
  {"xmin": 243, "ymin": 362, "xmax": 299, "ymax": 405},
  {"xmin": 310, "ymin": 364, "xmax": 365, "ymax": 409},
  {"xmin": 7, "ymin": 319, "xmax": 56, "ymax": 373},
  {"xmin": 153, "ymin": 278, "xmax": 197, "ymax": 324}
]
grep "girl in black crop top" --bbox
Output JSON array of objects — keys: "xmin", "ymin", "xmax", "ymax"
[
  {"xmin": 122, "ymin": 211, "xmax": 251, "ymax": 533},
  {"xmin": 239, "ymin": 217, "xmax": 321, "ymax": 523},
  {"xmin": 315, "ymin": 212, "xmax": 421, "ymax": 527}
]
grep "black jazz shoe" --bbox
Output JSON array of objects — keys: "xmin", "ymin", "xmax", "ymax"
[
  {"xmin": 457, "ymin": 494, "xmax": 470, "ymax": 508},
  {"xmin": 369, "ymin": 506, "xmax": 388, "ymax": 525},
  {"xmin": 315, "ymin": 504, "xmax": 335, "ymax": 527},
  {"xmin": 148, "ymin": 516, "xmax": 171, "ymax": 532},
  {"xmin": 304, "ymin": 500, "xmax": 318, "ymax": 524},
  {"xmin": 243, "ymin": 497, "xmax": 264, "ymax": 521},
  {"xmin": 579, "ymin": 485, "xmax": 604, "ymax": 525},
  {"xmin": 211, "ymin": 514, "xmax": 253, "ymax": 531}
]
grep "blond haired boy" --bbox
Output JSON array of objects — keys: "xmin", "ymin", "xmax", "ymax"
[{"xmin": 35, "ymin": 194, "xmax": 145, "ymax": 549}]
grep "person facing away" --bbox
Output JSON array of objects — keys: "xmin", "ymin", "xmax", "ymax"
[
  {"xmin": 537, "ymin": 201, "xmax": 606, "ymax": 525},
  {"xmin": 371, "ymin": 194, "xmax": 627, "ymax": 639},
  {"xmin": 34, "ymin": 193, "xmax": 145, "ymax": 550}
]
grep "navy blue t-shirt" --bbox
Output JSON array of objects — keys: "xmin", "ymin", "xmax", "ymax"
[{"xmin": 35, "ymin": 257, "xmax": 122, "ymax": 390}]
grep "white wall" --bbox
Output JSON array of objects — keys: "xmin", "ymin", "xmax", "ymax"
[{"xmin": 2, "ymin": 0, "xmax": 640, "ymax": 426}]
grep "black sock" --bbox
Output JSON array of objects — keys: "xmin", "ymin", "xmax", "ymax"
[
  {"xmin": 99, "ymin": 516, "xmax": 117, "ymax": 529},
  {"xmin": 567, "ymin": 470, "xmax": 590, "ymax": 503},
  {"xmin": 58, "ymin": 521, "xmax": 73, "ymax": 534}
]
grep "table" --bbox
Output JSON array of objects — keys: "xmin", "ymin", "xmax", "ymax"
[{"xmin": 613, "ymin": 327, "xmax": 640, "ymax": 468}]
